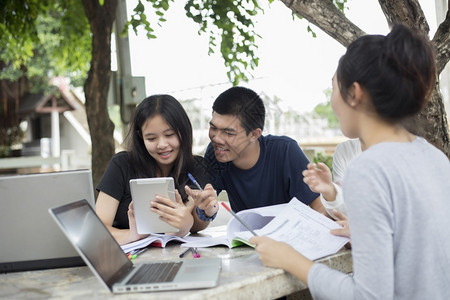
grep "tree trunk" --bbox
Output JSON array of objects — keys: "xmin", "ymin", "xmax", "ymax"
[
  {"xmin": 377, "ymin": 0, "xmax": 450, "ymax": 157},
  {"xmin": 431, "ymin": 9, "xmax": 450, "ymax": 74},
  {"xmin": 403, "ymin": 86, "xmax": 450, "ymax": 156},
  {"xmin": 82, "ymin": 0, "xmax": 118, "ymax": 194},
  {"xmin": 280, "ymin": 0, "xmax": 450, "ymax": 158}
]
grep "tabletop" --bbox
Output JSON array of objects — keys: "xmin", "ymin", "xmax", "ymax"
[{"xmin": 0, "ymin": 227, "xmax": 352, "ymax": 300}]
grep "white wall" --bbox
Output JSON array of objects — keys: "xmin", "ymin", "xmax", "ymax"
[{"xmin": 60, "ymin": 115, "xmax": 91, "ymax": 169}]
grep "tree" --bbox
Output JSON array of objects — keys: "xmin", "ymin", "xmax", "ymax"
[
  {"xmin": 1, "ymin": 0, "xmax": 91, "ymax": 156},
  {"xmin": 276, "ymin": 0, "xmax": 450, "ymax": 157},
  {"xmin": 1, "ymin": 0, "xmax": 112, "ymax": 187},
  {"xmin": 81, "ymin": 0, "xmax": 117, "ymax": 191}
]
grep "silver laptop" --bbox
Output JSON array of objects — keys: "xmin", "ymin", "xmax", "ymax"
[
  {"xmin": 0, "ymin": 170, "xmax": 95, "ymax": 273},
  {"xmin": 48, "ymin": 199, "xmax": 221, "ymax": 293}
]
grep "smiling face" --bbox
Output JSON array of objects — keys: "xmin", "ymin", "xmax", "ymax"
[
  {"xmin": 208, "ymin": 112, "xmax": 258, "ymax": 167},
  {"xmin": 141, "ymin": 114, "xmax": 180, "ymax": 175}
]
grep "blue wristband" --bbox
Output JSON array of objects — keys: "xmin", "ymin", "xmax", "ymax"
[{"xmin": 195, "ymin": 206, "xmax": 217, "ymax": 221}]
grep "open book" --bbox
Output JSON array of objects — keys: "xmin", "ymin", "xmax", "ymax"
[
  {"xmin": 182, "ymin": 198, "xmax": 350, "ymax": 261},
  {"xmin": 119, "ymin": 203, "xmax": 283, "ymax": 254},
  {"xmin": 121, "ymin": 234, "xmax": 190, "ymax": 254},
  {"xmin": 181, "ymin": 203, "xmax": 287, "ymax": 249}
]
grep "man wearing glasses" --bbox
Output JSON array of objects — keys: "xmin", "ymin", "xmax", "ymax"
[{"xmin": 204, "ymin": 86, "xmax": 324, "ymax": 214}]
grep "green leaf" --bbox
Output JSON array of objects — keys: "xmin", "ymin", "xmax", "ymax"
[
  {"xmin": 307, "ymin": 25, "xmax": 317, "ymax": 38},
  {"xmin": 161, "ymin": 0, "xmax": 170, "ymax": 10},
  {"xmin": 135, "ymin": 1, "xmax": 145, "ymax": 13}
]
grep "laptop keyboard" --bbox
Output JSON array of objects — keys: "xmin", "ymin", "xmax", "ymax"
[{"xmin": 127, "ymin": 262, "xmax": 183, "ymax": 284}]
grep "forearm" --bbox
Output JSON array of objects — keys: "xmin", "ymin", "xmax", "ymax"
[
  {"xmin": 280, "ymin": 247, "xmax": 314, "ymax": 284},
  {"xmin": 309, "ymin": 196, "xmax": 327, "ymax": 215},
  {"xmin": 319, "ymin": 182, "xmax": 337, "ymax": 201},
  {"xmin": 321, "ymin": 184, "xmax": 347, "ymax": 219},
  {"xmin": 185, "ymin": 186, "xmax": 219, "ymax": 233},
  {"xmin": 190, "ymin": 210, "xmax": 211, "ymax": 233},
  {"xmin": 106, "ymin": 226, "xmax": 137, "ymax": 246}
]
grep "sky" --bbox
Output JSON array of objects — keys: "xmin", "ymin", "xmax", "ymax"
[{"xmin": 120, "ymin": 0, "xmax": 438, "ymax": 114}]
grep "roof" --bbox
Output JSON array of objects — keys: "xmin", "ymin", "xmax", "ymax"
[{"xmin": 19, "ymin": 91, "xmax": 77, "ymax": 115}]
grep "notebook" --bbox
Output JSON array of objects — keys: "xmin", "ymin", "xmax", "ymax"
[
  {"xmin": 0, "ymin": 169, "xmax": 95, "ymax": 273},
  {"xmin": 129, "ymin": 177, "xmax": 178, "ymax": 234},
  {"xmin": 48, "ymin": 199, "xmax": 222, "ymax": 293}
]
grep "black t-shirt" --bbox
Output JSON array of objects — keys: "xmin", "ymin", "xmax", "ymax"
[{"xmin": 96, "ymin": 151, "xmax": 211, "ymax": 229}]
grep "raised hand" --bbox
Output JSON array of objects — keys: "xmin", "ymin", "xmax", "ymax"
[{"xmin": 302, "ymin": 162, "xmax": 336, "ymax": 201}]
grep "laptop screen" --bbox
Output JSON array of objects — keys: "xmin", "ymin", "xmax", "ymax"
[
  {"xmin": 50, "ymin": 200, "xmax": 132, "ymax": 289},
  {"xmin": 0, "ymin": 169, "xmax": 95, "ymax": 273}
]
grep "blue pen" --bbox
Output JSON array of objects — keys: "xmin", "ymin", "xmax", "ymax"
[
  {"xmin": 188, "ymin": 173, "xmax": 204, "ymax": 191},
  {"xmin": 187, "ymin": 173, "xmax": 216, "ymax": 208}
]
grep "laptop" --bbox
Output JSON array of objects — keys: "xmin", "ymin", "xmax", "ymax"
[
  {"xmin": 130, "ymin": 177, "xmax": 178, "ymax": 234},
  {"xmin": 0, "ymin": 169, "xmax": 95, "ymax": 273},
  {"xmin": 48, "ymin": 199, "xmax": 222, "ymax": 293}
]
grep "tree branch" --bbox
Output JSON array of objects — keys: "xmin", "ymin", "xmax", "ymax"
[
  {"xmin": 432, "ymin": 8, "xmax": 450, "ymax": 74},
  {"xmin": 279, "ymin": 0, "xmax": 365, "ymax": 47},
  {"xmin": 377, "ymin": 0, "xmax": 429, "ymax": 33}
]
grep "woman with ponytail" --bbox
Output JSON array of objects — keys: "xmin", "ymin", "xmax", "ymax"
[{"xmin": 250, "ymin": 24, "xmax": 450, "ymax": 299}]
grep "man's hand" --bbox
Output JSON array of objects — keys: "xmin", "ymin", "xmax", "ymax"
[{"xmin": 185, "ymin": 184, "xmax": 219, "ymax": 218}]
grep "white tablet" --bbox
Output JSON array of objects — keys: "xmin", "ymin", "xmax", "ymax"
[{"xmin": 129, "ymin": 177, "xmax": 178, "ymax": 234}]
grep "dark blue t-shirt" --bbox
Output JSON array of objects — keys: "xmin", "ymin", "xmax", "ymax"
[{"xmin": 204, "ymin": 135, "xmax": 319, "ymax": 212}]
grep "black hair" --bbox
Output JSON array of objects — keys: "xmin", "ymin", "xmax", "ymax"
[
  {"xmin": 212, "ymin": 86, "xmax": 266, "ymax": 134},
  {"xmin": 336, "ymin": 23, "xmax": 436, "ymax": 122},
  {"xmin": 127, "ymin": 94, "xmax": 194, "ymax": 187}
]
